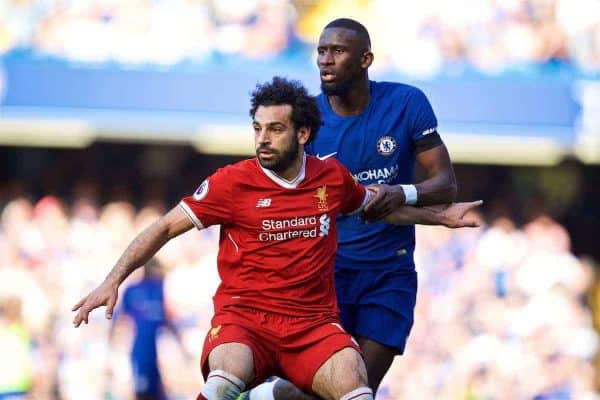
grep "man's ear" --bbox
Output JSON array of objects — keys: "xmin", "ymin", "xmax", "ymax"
[
  {"xmin": 297, "ymin": 126, "xmax": 310, "ymax": 145},
  {"xmin": 361, "ymin": 51, "xmax": 374, "ymax": 69}
]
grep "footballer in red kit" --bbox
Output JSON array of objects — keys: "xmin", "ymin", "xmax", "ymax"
[{"xmin": 179, "ymin": 154, "xmax": 369, "ymax": 391}]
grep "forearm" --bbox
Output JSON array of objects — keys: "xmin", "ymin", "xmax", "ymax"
[
  {"xmin": 412, "ymin": 144, "xmax": 458, "ymax": 206},
  {"xmin": 414, "ymin": 174, "xmax": 457, "ymax": 206},
  {"xmin": 104, "ymin": 220, "xmax": 170, "ymax": 286},
  {"xmin": 382, "ymin": 204, "xmax": 448, "ymax": 225}
]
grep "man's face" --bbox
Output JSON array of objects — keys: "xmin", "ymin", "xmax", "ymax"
[
  {"xmin": 253, "ymin": 104, "xmax": 301, "ymax": 173},
  {"xmin": 317, "ymin": 27, "xmax": 367, "ymax": 96}
]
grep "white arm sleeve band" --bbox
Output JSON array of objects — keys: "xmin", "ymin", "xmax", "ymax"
[{"xmin": 400, "ymin": 184, "xmax": 418, "ymax": 205}]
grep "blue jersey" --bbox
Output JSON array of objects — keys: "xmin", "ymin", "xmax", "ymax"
[
  {"xmin": 121, "ymin": 278, "xmax": 168, "ymax": 362},
  {"xmin": 306, "ymin": 81, "xmax": 438, "ymax": 271}
]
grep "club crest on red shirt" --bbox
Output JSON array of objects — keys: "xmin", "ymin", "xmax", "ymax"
[
  {"xmin": 314, "ymin": 185, "xmax": 329, "ymax": 211},
  {"xmin": 208, "ymin": 324, "xmax": 221, "ymax": 342}
]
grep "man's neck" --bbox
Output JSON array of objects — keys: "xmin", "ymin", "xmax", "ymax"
[
  {"xmin": 327, "ymin": 78, "xmax": 370, "ymax": 117},
  {"xmin": 269, "ymin": 152, "xmax": 306, "ymax": 182}
]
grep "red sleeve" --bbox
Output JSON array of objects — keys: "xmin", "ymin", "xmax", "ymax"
[
  {"xmin": 178, "ymin": 167, "xmax": 234, "ymax": 229},
  {"xmin": 334, "ymin": 160, "xmax": 368, "ymax": 215}
]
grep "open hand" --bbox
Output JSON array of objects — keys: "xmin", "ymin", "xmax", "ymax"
[
  {"xmin": 72, "ymin": 280, "xmax": 119, "ymax": 327},
  {"xmin": 434, "ymin": 200, "xmax": 483, "ymax": 228}
]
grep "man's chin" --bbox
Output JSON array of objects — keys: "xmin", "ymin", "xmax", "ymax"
[
  {"xmin": 258, "ymin": 158, "xmax": 280, "ymax": 171},
  {"xmin": 320, "ymin": 82, "xmax": 337, "ymax": 95},
  {"xmin": 320, "ymin": 81, "xmax": 348, "ymax": 96}
]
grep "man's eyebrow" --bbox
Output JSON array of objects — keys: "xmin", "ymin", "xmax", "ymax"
[{"xmin": 253, "ymin": 121, "xmax": 287, "ymax": 127}]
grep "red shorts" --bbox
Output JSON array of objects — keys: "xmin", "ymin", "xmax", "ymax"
[{"xmin": 200, "ymin": 306, "xmax": 361, "ymax": 394}]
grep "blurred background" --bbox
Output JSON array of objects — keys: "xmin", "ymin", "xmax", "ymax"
[{"xmin": 0, "ymin": 0, "xmax": 599, "ymax": 399}]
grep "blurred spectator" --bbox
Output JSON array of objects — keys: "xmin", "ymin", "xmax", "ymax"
[
  {"xmin": 0, "ymin": 0, "xmax": 597, "ymax": 76},
  {"xmin": 0, "ymin": 296, "xmax": 32, "ymax": 400},
  {"xmin": 107, "ymin": 258, "xmax": 190, "ymax": 400}
]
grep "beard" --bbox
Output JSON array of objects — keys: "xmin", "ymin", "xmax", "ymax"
[
  {"xmin": 320, "ymin": 76, "xmax": 355, "ymax": 96},
  {"xmin": 256, "ymin": 137, "xmax": 300, "ymax": 174}
]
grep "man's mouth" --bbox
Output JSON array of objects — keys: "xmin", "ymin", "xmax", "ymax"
[
  {"xmin": 258, "ymin": 149, "xmax": 275, "ymax": 158},
  {"xmin": 320, "ymin": 72, "xmax": 336, "ymax": 82}
]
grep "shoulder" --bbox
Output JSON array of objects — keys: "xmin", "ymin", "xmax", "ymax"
[
  {"xmin": 315, "ymin": 92, "xmax": 329, "ymax": 112},
  {"xmin": 306, "ymin": 155, "xmax": 348, "ymax": 179},
  {"xmin": 373, "ymin": 81, "xmax": 429, "ymax": 102},
  {"xmin": 316, "ymin": 91, "xmax": 328, "ymax": 102},
  {"xmin": 212, "ymin": 159, "xmax": 257, "ymax": 180},
  {"xmin": 226, "ymin": 158, "xmax": 256, "ymax": 172}
]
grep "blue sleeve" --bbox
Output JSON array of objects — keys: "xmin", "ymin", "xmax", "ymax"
[
  {"xmin": 408, "ymin": 88, "xmax": 438, "ymax": 143},
  {"xmin": 121, "ymin": 288, "xmax": 132, "ymax": 317}
]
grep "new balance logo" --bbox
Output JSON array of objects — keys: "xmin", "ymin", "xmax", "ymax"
[{"xmin": 256, "ymin": 198, "xmax": 272, "ymax": 208}]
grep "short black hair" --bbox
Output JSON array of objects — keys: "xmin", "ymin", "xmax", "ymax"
[
  {"xmin": 324, "ymin": 18, "xmax": 371, "ymax": 48},
  {"xmin": 250, "ymin": 76, "xmax": 322, "ymax": 143}
]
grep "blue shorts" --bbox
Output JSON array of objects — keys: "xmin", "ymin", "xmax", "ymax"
[
  {"xmin": 131, "ymin": 356, "xmax": 165, "ymax": 398},
  {"xmin": 335, "ymin": 268, "xmax": 417, "ymax": 354}
]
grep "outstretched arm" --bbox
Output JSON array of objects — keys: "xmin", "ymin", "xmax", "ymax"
[
  {"xmin": 72, "ymin": 206, "xmax": 194, "ymax": 327},
  {"xmin": 380, "ymin": 201, "xmax": 483, "ymax": 228}
]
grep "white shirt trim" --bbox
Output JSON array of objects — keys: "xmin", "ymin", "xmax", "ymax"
[
  {"xmin": 178, "ymin": 201, "xmax": 205, "ymax": 230},
  {"xmin": 258, "ymin": 153, "xmax": 306, "ymax": 189}
]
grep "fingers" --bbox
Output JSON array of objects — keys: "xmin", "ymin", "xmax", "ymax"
[
  {"xmin": 365, "ymin": 184, "xmax": 380, "ymax": 194},
  {"xmin": 72, "ymin": 297, "xmax": 86, "ymax": 312},
  {"xmin": 72, "ymin": 295, "xmax": 103, "ymax": 327},
  {"xmin": 105, "ymin": 295, "xmax": 117, "ymax": 319},
  {"xmin": 73, "ymin": 308, "xmax": 89, "ymax": 328},
  {"xmin": 455, "ymin": 219, "xmax": 480, "ymax": 228},
  {"xmin": 465, "ymin": 200, "xmax": 484, "ymax": 210},
  {"xmin": 72, "ymin": 294, "xmax": 90, "ymax": 327},
  {"xmin": 363, "ymin": 193, "xmax": 394, "ymax": 221},
  {"xmin": 450, "ymin": 201, "xmax": 480, "ymax": 217},
  {"xmin": 363, "ymin": 188, "xmax": 385, "ymax": 213}
]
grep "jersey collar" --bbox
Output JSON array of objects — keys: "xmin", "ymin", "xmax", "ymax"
[{"xmin": 258, "ymin": 152, "xmax": 306, "ymax": 189}]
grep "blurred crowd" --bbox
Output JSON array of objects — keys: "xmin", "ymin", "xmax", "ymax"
[
  {"xmin": 385, "ymin": 215, "xmax": 598, "ymax": 399},
  {"xmin": 0, "ymin": 0, "xmax": 598, "ymax": 77},
  {"xmin": 0, "ymin": 195, "xmax": 216, "ymax": 399},
  {"xmin": 0, "ymin": 192, "xmax": 597, "ymax": 399}
]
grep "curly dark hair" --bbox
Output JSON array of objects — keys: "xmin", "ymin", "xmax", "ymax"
[{"xmin": 249, "ymin": 76, "xmax": 322, "ymax": 143}]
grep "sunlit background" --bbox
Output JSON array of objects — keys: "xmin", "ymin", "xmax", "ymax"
[{"xmin": 0, "ymin": 0, "xmax": 599, "ymax": 399}]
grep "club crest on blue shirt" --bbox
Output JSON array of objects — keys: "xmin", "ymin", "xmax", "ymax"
[
  {"xmin": 376, "ymin": 136, "xmax": 397, "ymax": 156},
  {"xmin": 193, "ymin": 179, "xmax": 209, "ymax": 201}
]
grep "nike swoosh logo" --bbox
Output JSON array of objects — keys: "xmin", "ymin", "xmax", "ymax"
[{"xmin": 316, "ymin": 152, "xmax": 337, "ymax": 160}]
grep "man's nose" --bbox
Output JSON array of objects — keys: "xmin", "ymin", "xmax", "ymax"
[
  {"xmin": 257, "ymin": 129, "xmax": 271, "ymax": 144},
  {"xmin": 319, "ymin": 51, "xmax": 334, "ymax": 66}
]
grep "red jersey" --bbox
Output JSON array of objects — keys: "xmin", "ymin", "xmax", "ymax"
[{"xmin": 179, "ymin": 154, "xmax": 368, "ymax": 318}]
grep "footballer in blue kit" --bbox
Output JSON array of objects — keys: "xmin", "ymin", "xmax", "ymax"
[{"xmin": 308, "ymin": 18, "xmax": 457, "ymax": 394}]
